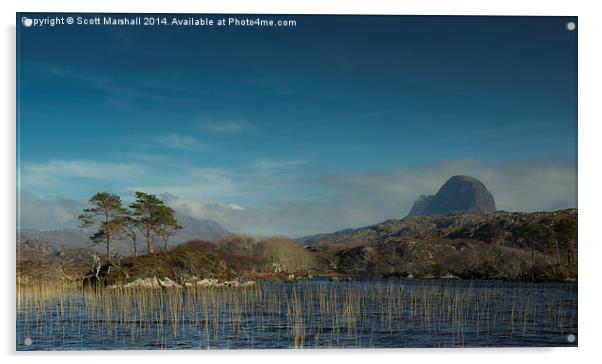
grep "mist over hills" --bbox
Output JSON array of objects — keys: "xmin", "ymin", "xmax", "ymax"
[
  {"xmin": 18, "ymin": 174, "xmax": 578, "ymax": 282},
  {"xmin": 18, "ymin": 214, "xmax": 230, "ymax": 255},
  {"xmin": 299, "ymin": 175, "xmax": 498, "ymax": 245},
  {"xmin": 294, "ymin": 175, "xmax": 576, "ymax": 281}
]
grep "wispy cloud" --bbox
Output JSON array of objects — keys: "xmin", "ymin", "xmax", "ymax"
[
  {"xmin": 320, "ymin": 159, "xmax": 577, "ymax": 216},
  {"xmin": 198, "ymin": 120, "xmax": 255, "ymax": 134},
  {"xmin": 48, "ymin": 66, "xmax": 200, "ymax": 102},
  {"xmin": 155, "ymin": 134, "xmax": 204, "ymax": 151},
  {"xmin": 19, "ymin": 159, "xmax": 149, "ymax": 198},
  {"xmin": 250, "ymin": 159, "xmax": 306, "ymax": 170},
  {"xmin": 116, "ymin": 133, "xmax": 204, "ymax": 152},
  {"xmin": 320, "ymin": 55, "xmax": 353, "ymax": 72},
  {"xmin": 18, "ymin": 158, "xmax": 577, "ymax": 237},
  {"xmin": 20, "ymin": 160, "xmax": 146, "ymax": 186},
  {"xmin": 127, "ymin": 167, "xmax": 241, "ymax": 198},
  {"xmin": 18, "ymin": 155, "xmax": 309, "ymax": 201}
]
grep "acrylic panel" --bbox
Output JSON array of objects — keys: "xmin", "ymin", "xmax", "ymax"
[{"xmin": 16, "ymin": 13, "xmax": 578, "ymax": 350}]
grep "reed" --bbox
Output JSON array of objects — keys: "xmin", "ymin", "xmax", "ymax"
[{"xmin": 16, "ymin": 279, "xmax": 577, "ymax": 349}]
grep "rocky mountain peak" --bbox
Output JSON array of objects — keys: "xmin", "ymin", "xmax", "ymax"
[{"xmin": 407, "ymin": 175, "xmax": 496, "ymax": 217}]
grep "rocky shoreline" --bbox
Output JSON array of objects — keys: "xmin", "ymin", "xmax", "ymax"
[
  {"xmin": 100, "ymin": 272, "xmax": 576, "ymax": 290},
  {"xmin": 107, "ymin": 277, "xmax": 256, "ymax": 289}
]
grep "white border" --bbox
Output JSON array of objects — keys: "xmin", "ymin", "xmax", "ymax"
[{"xmin": 2, "ymin": 1, "xmax": 601, "ymax": 363}]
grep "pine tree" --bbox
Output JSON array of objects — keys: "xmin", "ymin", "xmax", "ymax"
[
  {"xmin": 78, "ymin": 192, "xmax": 128, "ymax": 262},
  {"xmin": 129, "ymin": 191, "xmax": 177, "ymax": 254},
  {"xmin": 156, "ymin": 205, "xmax": 182, "ymax": 251}
]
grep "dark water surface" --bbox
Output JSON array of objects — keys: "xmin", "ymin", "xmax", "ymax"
[{"xmin": 17, "ymin": 279, "xmax": 577, "ymax": 350}]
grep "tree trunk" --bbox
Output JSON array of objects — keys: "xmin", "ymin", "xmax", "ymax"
[
  {"xmin": 531, "ymin": 242, "xmax": 534, "ymax": 267},
  {"xmin": 146, "ymin": 227, "xmax": 153, "ymax": 254},
  {"xmin": 570, "ymin": 238, "xmax": 576, "ymax": 265},
  {"xmin": 106, "ymin": 236, "xmax": 111, "ymax": 263},
  {"xmin": 555, "ymin": 239, "xmax": 562, "ymax": 267},
  {"xmin": 105, "ymin": 211, "xmax": 111, "ymax": 263}
]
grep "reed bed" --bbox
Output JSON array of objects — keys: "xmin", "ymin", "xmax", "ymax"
[{"xmin": 16, "ymin": 279, "xmax": 577, "ymax": 350}]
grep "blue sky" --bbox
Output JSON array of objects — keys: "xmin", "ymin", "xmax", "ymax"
[{"xmin": 17, "ymin": 14, "xmax": 577, "ymax": 236}]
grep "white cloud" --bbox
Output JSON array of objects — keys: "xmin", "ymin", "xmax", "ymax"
[
  {"xmin": 18, "ymin": 156, "xmax": 308, "ymax": 202},
  {"xmin": 250, "ymin": 158, "xmax": 307, "ymax": 170},
  {"xmin": 198, "ymin": 120, "xmax": 255, "ymax": 134},
  {"xmin": 20, "ymin": 160, "xmax": 147, "ymax": 193},
  {"xmin": 126, "ymin": 166, "xmax": 241, "ymax": 198},
  {"xmin": 18, "ymin": 192, "xmax": 87, "ymax": 230},
  {"xmin": 321, "ymin": 159, "xmax": 577, "ymax": 216},
  {"xmin": 156, "ymin": 134, "xmax": 203, "ymax": 151},
  {"xmin": 17, "ymin": 158, "xmax": 577, "ymax": 237},
  {"xmin": 22, "ymin": 160, "xmax": 145, "ymax": 179},
  {"xmin": 151, "ymin": 159, "xmax": 576, "ymax": 237}
]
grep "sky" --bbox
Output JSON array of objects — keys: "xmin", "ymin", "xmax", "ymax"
[{"xmin": 17, "ymin": 14, "xmax": 578, "ymax": 237}]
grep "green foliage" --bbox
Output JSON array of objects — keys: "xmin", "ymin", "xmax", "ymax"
[
  {"xmin": 155, "ymin": 205, "xmax": 182, "ymax": 251},
  {"xmin": 78, "ymin": 192, "xmax": 128, "ymax": 262},
  {"xmin": 553, "ymin": 218, "xmax": 578, "ymax": 266},
  {"xmin": 129, "ymin": 191, "xmax": 180, "ymax": 253},
  {"xmin": 78, "ymin": 191, "xmax": 182, "ymax": 259}
]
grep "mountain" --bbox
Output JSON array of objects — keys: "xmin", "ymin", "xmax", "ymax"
[
  {"xmin": 18, "ymin": 215, "xmax": 230, "ymax": 255},
  {"xmin": 171, "ymin": 214, "xmax": 230, "ymax": 243},
  {"xmin": 406, "ymin": 195, "xmax": 435, "ymax": 217},
  {"xmin": 407, "ymin": 175, "xmax": 496, "ymax": 217}
]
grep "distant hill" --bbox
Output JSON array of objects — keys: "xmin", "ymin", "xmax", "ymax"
[
  {"xmin": 296, "ymin": 228, "xmax": 357, "ymax": 246},
  {"xmin": 17, "ymin": 238, "xmax": 96, "ymax": 267},
  {"xmin": 18, "ymin": 214, "xmax": 230, "ymax": 255},
  {"xmin": 407, "ymin": 175, "xmax": 496, "ymax": 217},
  {"xmin": 172, "ymin": 214, "xmax": 230, "ymax": 243}
]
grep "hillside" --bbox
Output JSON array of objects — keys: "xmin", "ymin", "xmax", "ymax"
[
  {"xmin": 18, "ymin": 209, "xmax": 578, "ymax": 284},
  {"xmin": 17, "ymin": 239, "xmax": 97, "ymax": 283},
  {"xmin": 304, "ymin": 209, "xmax": 577, "ymax": 281},
  {"xmin": 17, "ymin": 215, "xmax": 231, "ymax": 283}
]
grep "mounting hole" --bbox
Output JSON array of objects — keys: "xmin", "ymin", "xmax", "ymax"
[
  {"xmin": 24, "ymin": 337, "xmax": 32, "ymax": 346},
  {"xmin": 21, "ymin": 17, "xmax": 33, "ymax": 27},
  {"xmin": 566, "ymin": 334, "xmax": 576, "ymax": 343},
  {"xmin": 566, "ymin": 22, "xmax": 576, "ymax": 31}
]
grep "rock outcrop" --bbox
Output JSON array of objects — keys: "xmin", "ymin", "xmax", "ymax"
[
  {"xmin": 107, "ymin": 277, "xmax": 256, "ymax": 289},
  {"xmin": 406, "ymin": 195, "xmax": 435, "ymax": 217},
  {"xmin": 407, "ymin": 175, "xmax": 496, "ymax": 217}
]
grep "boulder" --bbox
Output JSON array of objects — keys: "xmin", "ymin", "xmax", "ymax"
[
  {"xmin": 158, "ymin": 277, "xmax": 180, "ymax": 288},
  {"xmin": 196, "ymin": 278, "xmax": 220, "ymax": 287},
  {"xmin": 124, "ymin": 277, "xmax": 160, "ymax": 288}
]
